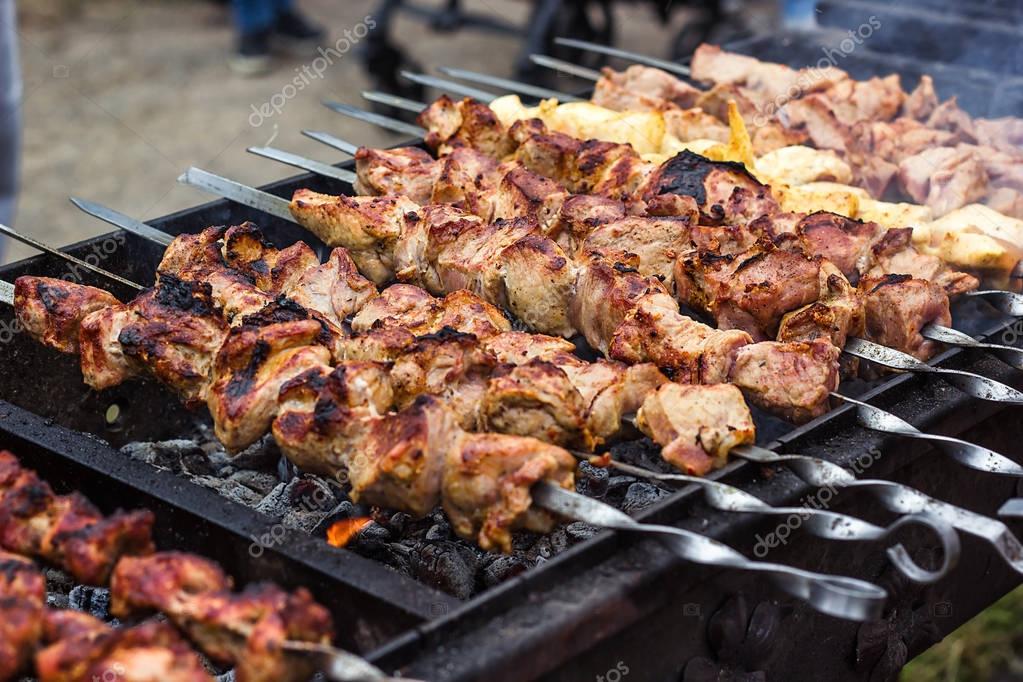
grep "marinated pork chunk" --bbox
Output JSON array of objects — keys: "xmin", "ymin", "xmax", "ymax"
[
  {"xmin": 14, "ymin": 276, "xmax": 120, "ymax": 354},
  {"xmin": 777, "ymin": 261, "xmax": 865, "ymax": 349},
  {"xmin": 898, "ymin": 145, "xmax": 989, "ymax": 217},
  {"xmin": 36, "ymin": 611, "xmax": 213, "ymax": 682},
  {"xmin": 352, "ymin": 283, "xmax": 511, "ymax": 339},
  {"xmin": 859, "ymin": 274, "xmax": 951, "ymax": 361},
  {"xmin": 419, "ymin": 94, "xmax": 516, "ymax": 157},
  {"xmin": 289, "ymin": 189, "xmax": 417, "ymax": 284},
  {"xmin": 442, "ymin": 432, "xmax": 576, "ymax": 553},
  {"xmin": 283, "ymin": 247, "xmax": 378, "ymax": 328},
  {"xmin": 111, "ymin": 552, "xmax": 333, "ymax": 682},
  {"xmin": 489, "ymin": 165, "xmax": 569, "ymax": 229},
  {"xmin": 675, "ymin": 240, "xmax": 824, "ymax": 340},
  {"xmin": 593, "ymin": 64, "xmax": 704, "ymax": 112},
  {"xmin": 206, "ymin": 316, "xmax": 333, "ymax": 452},
  {"xmin": 638, "ymin": 150, "xmax": 779, "ymax": 224},
  {"xmin": 636, "ymin": 383, "xmax": 755, "ymax": 475},
  {"xmin": 0, "ymin": 450, "xmax": 155, "ymax": 585},
  {"xmin": 728, "ymin": 338, "xmax": 840, "ymax": 424},
  {"xmin": 220, "ymin": 222, "xmax": 321, "ymax": 295},
  {"xmin": 430, "ymin": 146, "xmax": 503, "ymax": 214},
  {"xmin": 0, "ymin": 552, "xmax": 45, "ymax": 681},
  {"xmin": 578, "ymin": 215, "xmax": 693, "ymax": 284},
  {"xmin": 354, "ymin": 145, "xmax": 440, "ymax": 204}
]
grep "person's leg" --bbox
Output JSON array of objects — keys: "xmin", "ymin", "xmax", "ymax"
[
  {"xmin": 0, "ymin": 0, "xmax": 21, "ymax": 247},
  {"xmin": 272, "ymin": 0, "xmax": 325, "ymax": 54},
  {"xmin": 229, "ymin": 0, "xmax": 276, "ymax": 75}
]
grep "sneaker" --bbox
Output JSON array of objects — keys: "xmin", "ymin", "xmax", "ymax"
[
  {"xmin": 229, "ymin": 29, "xmax": 273, "ymax": 76},
  {"xmin": 273, "ymin": 8, "xmax": 325, "ymax": 54}
]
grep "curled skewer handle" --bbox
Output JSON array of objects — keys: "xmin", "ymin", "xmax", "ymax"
[
  {"xmin": 921, "ymin": 324, "xmax": 1023, "ymax": 371},
  {"xmin": 833, "ymin": 393, "xmax": 1023, "ymax": 477},
  {"xmin": 966, "ymin": 290, "xmax": 1023, "ymax": 317},
  {"xmin": 999, "ymin": 498, "xmax": 1023, "ymax": 518},
  {"xmin": 613, "ymin": 458, "xmax": 957, "ymax": 583},
  {"xmin": 533, "ymin": 482, "xmax": 887, "ymax": 621},
  {"xmin": 734, "ymin": 445, "xmax": 1023, "ymax": 576},
  {"xmin": 843, "ymin": 338, "xmax": 1023, "ymax": 404}
]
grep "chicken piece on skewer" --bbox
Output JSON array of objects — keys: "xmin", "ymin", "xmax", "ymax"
[
  {"xmin": 110, "ymin": 552, "xmax": 333, "ymax": 682},
  {"xmin": 35, "ymin": 610, "xmax": 213, "ymax": 682},
  {"xmin": 0, "ymin": 451, "xmax": 155, "ymax": 585},
  {"xmin": 418, "ymin": 93, "xmax": 516, "ymax": 158},
  {"xmin": 636, "ymin": 383, "xmax": 755, "ymax": 475},
  {"xmin": 352, "ymin": 283, "xmax": 511, "ymax": 340},
  {"xmin": 280, "ymin": 246, "xmax": 378, "ymax": 329},
  {"xmin": 0, "ymin": 552, "xmax": 45, "ymax": 682},
  {"xmin": 13, "ymin": 277, "xmax": 120, "ymax": 354}
]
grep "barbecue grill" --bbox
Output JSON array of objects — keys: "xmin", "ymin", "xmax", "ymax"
[{"xmin": 3, "ymin": 15, "xmax": 1023, "ymax": 682}]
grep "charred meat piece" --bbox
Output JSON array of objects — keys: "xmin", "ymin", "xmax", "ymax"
[
  {"xmin": 110, "ymin": 552, "xmax": 333, "ymax": 682},
  {"xmin": 637, "ymin": 383, "xmax": 755, "ymax": 475},
  {"xmin": 0, "ymin": 552, "xmax": 45, "ymax": 682},
  {"xmin": 79, "ymin": 303, "xmax": 143, "ymax": 390},
  {"xmin": 14, "ymin": 276, "xmax": 120, "ymax": 354},
  {"xmin": 777, "ymin": 261, "xmax": 865, "ymax": 349},
  {"xmin": 206, "ymin": 317, "xmax": 333, "ymax": 452},
  {"xmin": 442, "ymin": 432, "xmax": 576, "ymax": 553},
  {"xmin": 675, "ymin": 241, "xmax": 824, "ymax": 340},
  {"xmin": 352, "ymin": 284, "xmax": 511, "ymax": 340},
  {"xmin": 859, "ymin": 274, "xmax": 951, "ymax": 361},
  {"xmin": 430, "ymin": 146, "xmax": 503, "ymax": 215},
  {"xmin": 354, "ymin": 145, "xmax": 440, "ymax": 204},
  {"xmin": 728, "ymin": 339, "xmax": 840, "ymax": 424},
  {"xmin": 36, "ymin": 611, "xmax": 213, "ymax": 682},
  {"xmin": 0, "ymin": 451, "xmax": 155, "ymax": 584},
  {"xmin": 418, "ymin": 95, "xmax": 515, "ymax": 157},
  {"xmin": 639, "ymin": 150, "xmax": 779, "ymax": 224},
  {"xmin": 220, "ymin": 223, "xmax": 321, "ymax": 295},
  {"xmin": 489, "ymin": 165, "xmax": 570, "ymax": 230}
]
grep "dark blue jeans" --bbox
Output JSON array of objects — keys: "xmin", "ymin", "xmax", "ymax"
[
  {"xmin": 0, "ymin": 0, "xmax": 20, "ymax": 239},
  {"xmin": 232, "ymin": 0, "xmax": 294, "ymax": 34}
]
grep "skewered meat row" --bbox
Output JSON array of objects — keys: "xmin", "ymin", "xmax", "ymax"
[{"xmin": 0, "ymin": 451, "xmax": 336, "ymax": 682}]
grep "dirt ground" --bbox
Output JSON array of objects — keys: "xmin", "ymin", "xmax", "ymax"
[{"xmin": 4, "ymin": 0, "xmax": 727, "ymax": 264}]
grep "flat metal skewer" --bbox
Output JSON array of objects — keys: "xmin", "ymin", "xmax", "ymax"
[
  {"xmin": 360, "ymin": 91, "xmax": 428, "ymax": 115},
  {"xmin": 0, "ymin": 223, "xmax": 143, "ymax": 291},
  {"xmin": 323, "ymin": 100, "xmax": 426, "ymax": 138},
  {"xmin": 529, "ymin": 54, "xmax": 602, "ymax": 82},
  {"xmin": 733, "ymin": 444, "xmax": 1023, "ymax": 576},
  {"xmin": 843, "ymin": 337, "xmax": 1023, "ymax": 404},
  {"xmin": 965, "ymin": 289, "xmax": 1023, "ymax": 316},
  {"xmin": 534, "ymin": 481, "xmax": 886, "ymax": 621},
  {"xmin": 572, "ymin": 452, "xmax": 957, "ymax": 584},
  {"xmin": 922, "ymin": 323, "xmax": 1023, "ymax": 371},
  {"xmin": 247, "ymin": 146, "xmax": 357, "ymax": 184},
  {"xmin": 0, "ymin": 279, "xmax": 14, "ymax": 306},
  {"xmin": 177, "ymin": 168, "xmax": 295, "ymax": 222},
  {"xmin": 552, "ymin": 37, "xmax": 693, "ymax": 77},
  {"xmin": 303, "ymin": 130, "xmax": 361, "ymax": 156},
  {"xmin": 437, "ymin": 66, "xmax": 582, "ymax": 101},
  {"xmin": 831, "ymin": 392, "xmax": 1023, "ymax": 476},
  {"xmin": 68, "ymin": 197, "xmax": 174, "ymax": 247},
  {"xmin": 400, "ymin": 70, "xmax": 499, "ymax": 102}
]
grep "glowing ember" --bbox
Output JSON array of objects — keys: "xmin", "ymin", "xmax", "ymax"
[{"xmin": 326, "ymin": 517, "xmax": 372, "ymax": 548}]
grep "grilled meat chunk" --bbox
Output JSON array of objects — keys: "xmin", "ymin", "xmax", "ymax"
[
  {"xmin": 859, "ymin": 274, "xmax": 951, "ymax": 360},
  {"xmin": 636, "ymin": 383, "xmax": 755, "ymax": 475},
  {"xmin": 442, "ymin": 432, "xmax": 576, "ymax": 553},
  {"xmin": 14, "ymin": 276, "xmax": 120, "ymax": 354},
  {"xmin": 79, "ymin": 304, "xmax": 143, "ymax": 390},
  {"xmin": 675, "ymin": 241, "xmax": 823, "ymax": 340},
  {"xmin": 728, "ymin": 338, "xmax": 840, "ymax": 424},
  {"xmin": 0, "ymin": 451, "xmax": 155, "ymax": 584},
  {"xmin": 579, "ymin": 215, "xmax": 693, "ymax": 284},
  {"xmin": 354, "ymin": 145, "xmax": 440, "ymax": 204},
  {"xmin": 418, "ymin": 94, "xmax": 515, "ymax": 157},
  {"xmin": 283, "ymin": 247, "xmax": 378, "ymax": 329},
  {"xmin": 206, "ymin": 317, "xmax": 332, "ymax": 451},
  {"xmin": 778, "ymin": 261, "xmax": 865, "ymax": 349},
  {"xmin": 352, "ymin": 284, "xmax": 510, "ymax": 339},
  {"xmin": 36, "ymin": 611, "xmax": 212, "ymax": 682},
  {"xmin": 110, "ymin": 552, "xmax": 333, "ymax": 682},
  {"xmin": 0, "ymin": 552, "xmax": 45, "ymax": 682},
  {"xmin": 593, "ymin": 64, "xmax": 703, "ymax": 111},
  {"xmin": 220, "ymin": 222, "xmax": 321, "ymax": 295},
  {"xmin": 430, "ymin": 146, "xmax": 503, "ymax": 214}
]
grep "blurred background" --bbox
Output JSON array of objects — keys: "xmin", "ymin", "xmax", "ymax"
[{"xmin": 4, "ymin": 1, "xmax": 1023, "ymax": 679}]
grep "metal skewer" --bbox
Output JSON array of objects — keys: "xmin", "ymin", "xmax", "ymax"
[
  {"xmin": 842, "ymin": 337, "xmax": 1023, "ymax": 404},
  {"xmin": 323, "ymin": 100, "xmax": 426, "ymax": 138},
  {"xmin": 303, "ymin": 130, "xmax": 361, "ymax": 156},
  {"xmin": 922, "ymin": 323, "xmax": 1023, "ymax": 370},
  {"xmin": 965, "ymin": 289, "xmax": 1023, "ymax": 316},
  {"xmin": 831, "ymin": 393, "xmax": 1023, "ymax": 476},
  {"xmin": 68, "ymin": 197, "xmax": 174, "ymax": 247},
  {"xmin": 571, "ymin": 453, "xmax": 958, "ymax": 584},
  {"xmin": 528, "ymin": 54, "xmax": 602, "ymax": 81},
  {"xmin": 0, "ymin": 223, "xmax": 143, "ymax": 291},
  {"xmin": 732, "ymin": 444, "xmax": 1023, "ymax": 577},
  {"xmin": 552, "ymin": 37, "xmax": 693, "ymax": 77},
  {"xmin": 534, "ymin": 481, "xmax": 886, "ymax": 621},
  {"xmin": 360, "ymin": 92, "xmax": 426, "ymax": 115},
  {"xmin": 1000, "ymin": 498, "xmax": 1023, "ymax": 518},
  {"xmin": 247, "ymin": 146, "xmax": 357, "ymax": 184},
  {"xmin": 399, "ymin": 70, "xmax": 499, "ymax": 102},
  {"xmin": 437, "ymin": 66, "xmax": 582, "ymax": 101},
  {"xmin": 0, "ymin": 279, "xmax": 13, "ymax": 306}
]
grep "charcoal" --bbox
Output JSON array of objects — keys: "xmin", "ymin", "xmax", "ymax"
[
  {"xmin": 192, "ymin": 474, "xmax": 265, "ymax": 508},
  {"xmin": 621, "ymin": 481, "xmax": 667, "ymax": 513},
  {"xmin": 121, "ymin": 439, "xmax": 207, "ymax": 472},
  {"xmin": 385, "ymin": 512, "xmax": 412, "ymax": 536},
  {"xmin": 425, "ymin": 520, "xmax": 453, "ymax": 542},
  {"xmin": 482, "ymin": 554, "xmax": 530, "ymax": 587},
  {"xmin": 68, "ymin": 585, "xmax": 111, "ymax": 620},
  {"xmin": 576, "ymin": 461, "xmax": 610, "ymax": 498},
  {"xmin": 226, "ymin": 469, "xmax": 279, "ymax": 496},
  {"xmin": 565, "ymin": 521, "xmax": 600, "ymax": 543},
  {"xmin": 283, "ymin": 509, "xmax": 330, "ymax": 534},
  {"xmin": 527, "ymin": 528, "xmax": 569, "ymax": 563},
  {"xmin": 285, "ymin": 476, "xmax": 338, "ymax": 512},
  {"xmin": 411, "ymin": 541, "xmax": 477, "ymax": 599}
]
